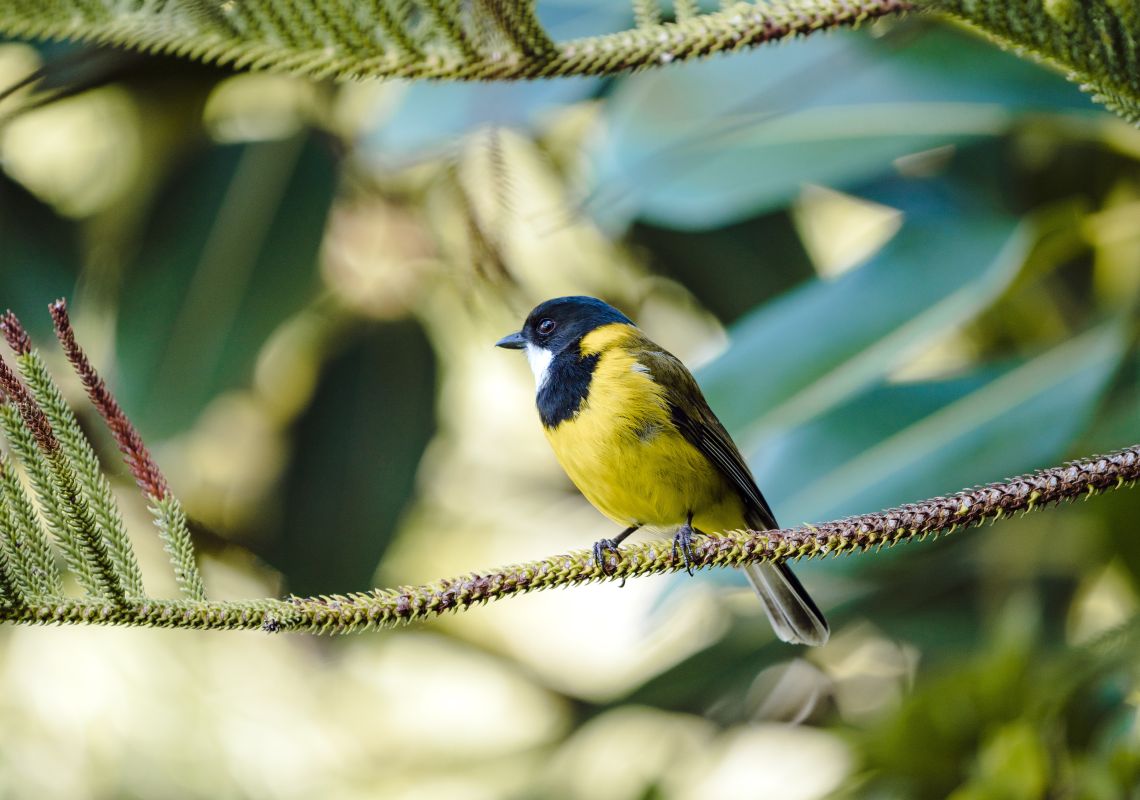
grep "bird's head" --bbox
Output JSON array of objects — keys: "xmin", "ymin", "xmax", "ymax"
[{"xmin": 496, "ymin": 296, "xmax": 633, "ymax": 388}]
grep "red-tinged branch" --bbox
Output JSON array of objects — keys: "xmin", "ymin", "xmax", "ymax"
[
  {"xmin": 49, "ymin": 299, "xmax": 205, "ymax": 601},
  {"xmin": 0, "ymin": 354, "xmax": 57, "ymax": 454},
  {"xmin": 0, "ymin": 311, "xmax": 31, "ymax": 356},
  {"xmin": 49, "ymin": 299, "xmax": 169, "ymax": 501},
  {"xmin": 6, "ymin": 444, "xmax": 1136, "ymax": 633},
  {"xmin": 0, "ymin": 351, "xmax": 125, "ymax": 602},
  {"xmin": 269, "ymin": 445, "xmax": 1139, "ymax": 633}
]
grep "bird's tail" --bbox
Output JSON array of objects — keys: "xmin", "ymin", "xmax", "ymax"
[{"xmin": 742, "ymin": 561, "xmax": 829, "ymax": 646}]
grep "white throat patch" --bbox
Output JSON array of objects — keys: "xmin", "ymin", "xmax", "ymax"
[{"xmin": 524, "ymin": 343, "xmax": 554, "ymax": 392}]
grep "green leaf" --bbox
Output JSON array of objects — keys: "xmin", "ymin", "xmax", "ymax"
[
  {"xmin": 114, "ymin": 133, "xmax": 335, "ymax": 437},
  {"xmin": 1077, "ymin": 349, "xmax": 1140, "ymax": 457},
  {"xmin": 589, "ymin": 26, "xmax": 1092, "ymax": 230},
  {"xmin": 263, "ymin": 321, "xmax": 437, "ymax": 596},
  {"xmin": 698, "ymin": 210, "xmax": 1028, "ymax": 446},
  {"xmin": 756, "ymin": 321, "xmax": 1127, "ymax": 526},
  {"xmin": 0, "ymin": 176, "xmax": 79, "ymax": 338}
]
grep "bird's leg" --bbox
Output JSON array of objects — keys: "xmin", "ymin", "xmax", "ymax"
[
  {"xmin": 672, "ymin": 513, "xmax": 700, "ymax": 576},
  {"xmin": 592, "ymin": 526, "xmax": 638, "ymax": 571}
]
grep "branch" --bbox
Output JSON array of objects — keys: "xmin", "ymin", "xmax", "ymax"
[
  {"xmin": 1, "ymin": 1, "xmax": 916, "ymax": 81},
  {"xmin": 0, "ymin": 354, "xmax": 126, "ymax": 602},
  {"xmin": 3, "ymin": 2, "xmax": 1138, "ymax": 122},
  {"xmin": 0, "ymin": 444, "xmax": 1134, "ymax": 634},
  {"xmin": 0, "ymin": 300, "xmax": 1134, "ymax": 635},
  {"xmin": 930, "ymin": 0, "xmax": 1140, "ymax": 123},
  {"xmin": 49, "ymin": 301, "xmax": 206, "ymax": 601}
]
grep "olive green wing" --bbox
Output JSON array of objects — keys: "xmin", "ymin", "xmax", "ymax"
[
  {"xmin": 632, "ymin": 339, "xmax": 779, "ymax": 531},
  {"xmin": 633, "ymin": 335, "xmax": 830, "ymax": 646}
]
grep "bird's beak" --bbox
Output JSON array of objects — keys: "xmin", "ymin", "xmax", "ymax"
[{"xmin": 495, "ymin": 331, "xmax": 526, "ymax": 350}]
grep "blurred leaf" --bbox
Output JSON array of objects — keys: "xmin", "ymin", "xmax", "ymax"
[
  {"xmin": 266, "ymin": 321, "xmax": 437, "ymax": 596},
  {"xmin": 630, "ymin": 210, "xmax": 815, "ymax": 324},
  {"xmin": 0, "ymin": 174, "xmax": 80, "ymax": 338},
  {"xmin": 862, "ymin": 617, "xmax": 1140, "ymax": 798},
  {"xmin": 756, "ymin": 321, "xmax": 1127, "ymax": 526},
  {"xmin": 698, "ymin": 207, "xmax": 1027, "ymax": 443},
  {"xmin": 357, "ymin": 0, "xmax": 630, "ymax": 160},
  {"xmin": 589, "ymin": 25, "xmax": 1092, "ymax": 230},
  {"xmin": 949, "ymin": 720, "xmax": 1050, "ymax": 800},
  {"xmin": 365, "ymin": 78, "xmax": 600, "ymax": 162},
  {"xmin": 1077, "ymin": 349, "xmax": 1140, "ymax": 457},
  {"xmin": 534, "ymin": 0, "xmax": 634, "ymax": 39},
  {"xmin": 114, "ymin": 133, "xmax": 336, "ymax": 437}
]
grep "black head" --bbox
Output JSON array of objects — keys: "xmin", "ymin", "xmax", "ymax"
[{"xmin": 495, "ymin": 296, "xmax": 634, "ymax": 355}]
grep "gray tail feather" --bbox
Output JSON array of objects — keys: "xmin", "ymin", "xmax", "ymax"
[{"xmin": 742, "ymin": 561, "xmax": 829, "ymax": 646}]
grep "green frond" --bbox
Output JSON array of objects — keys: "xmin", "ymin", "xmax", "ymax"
[
  {"xmin": 674, "ymin": 0, "xmax": 701, "ymax": 23},
  {"xmin": 931, "ymin": 0, "xmax": 1140, "ymax": 123},
  {"xmin": 0, "ymin": 402, "xmax": 100, "ymax": 595},
  {"xmin": 43, "ymin": 446, "xmax": 127, "ymax": 603},
  {"xmin": 48, "ymin": 300, "xmax": 208, "ymax": 602},
  {"xmin": 3, "ymin": 1, "xmax": 1137, "ymax": 122},
  {"xmin": 150, "ymin": 495, "xmax": 206, "ymax": 603},
  {"xmin": 0, "ymin": 532, "xmax": 20, "ymax": 606},
  {"xmin": 0, "ymin": 0, "xmax": 912, "ymax": 81},
  {"xmin": 633, "ymin": 0, "xmax": 663, "ymax": 29},
  {"xmin": 13, "ymin": 351, "xmax": 145, "ymax": 597},
  {"xmin": 0, "ymin": 452, "xmax": 64, "ymax": 598}
]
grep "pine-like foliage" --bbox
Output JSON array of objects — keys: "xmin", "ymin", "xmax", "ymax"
[
  {"xmin": 931, "ymin": 0, "xmax": 1140, "ymax": 124},
  {"xmin": 0, "ymin": 1, "xmax": 1138, "ymax": 122},
  {"xmin": 0, "ymin": 301, "xmax": 1135, "ymax": 635}
]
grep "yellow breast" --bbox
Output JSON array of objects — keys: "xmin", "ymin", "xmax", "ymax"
[{"xmin": 543, "ymin": 324, "xmax": 746, "ymax": 533}]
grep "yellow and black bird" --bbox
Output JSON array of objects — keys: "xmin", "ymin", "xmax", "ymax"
[{"xmin": 496, "ymin": 296, "xmax": 828, "ymax": 646}]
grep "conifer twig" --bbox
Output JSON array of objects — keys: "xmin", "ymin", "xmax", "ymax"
[
  {"xmin": 0, "ymin": 356, "xmax": 126, "ymax": 603},
  {"xmin": 49, "ymin": 300, "xmax": 207, "ymax": 602},
  {"xmin": 0, "ymin": 444, "xmax": 1133, "ymax": 633},
  {"xmin": 2, "ymin": 311, "xmax": 146, "ymax": 597}
]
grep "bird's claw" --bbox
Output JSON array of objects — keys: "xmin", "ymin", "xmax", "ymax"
[
  {"xmin": 592, "ymin": 538, "xmax": 621, "ymax": 572},
  {"xmin": 672, "ymin": 525, "xmax": 696, "ymax": 576}
]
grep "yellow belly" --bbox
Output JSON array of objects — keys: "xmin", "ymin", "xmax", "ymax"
[{"xmin": 543, "ymin": 348, "xmax": 747, "ymax": 534}]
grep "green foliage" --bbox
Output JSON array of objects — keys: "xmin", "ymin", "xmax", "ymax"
[
  {"xmin": 0, "ymin": 391, "xmax": 103, "ymax": 596},
  {"xmin": 932, "ymin": 0, "xmax": 1140, "ymax": 123},
  {"xmin": 12, "ymin": 343, "xmax": 145, "ymax": 596},
  {"xmin": 115, "ymin": 134, "xmax": 335, "ymax": 437},
  {"xmin": 699, "ymin": 211, "xmax": 1028, "ymax": 439},
  {"xmin": 860, "ymin": 615, "xmax": 1140, "ymax": 797},
  {"xmin": 1, "ymin": 1, "xmax": 1139, "ymax": 124},
  {"xmin": 268, "ymin": 321, "xmax": 437, "ymax": 595},
  {"xmin": 0, "ymin": 0, "xmax": 909, "ymax": 80},
  {"xmin": 0, "ymin": 305, "xmax": 206, "ymax": 604},
  {"xmin": 0, "ymin": 449, "xmax": 62, "ymax": 599},
  {"xmin": 589, "ymin": 26, "xmax": 1093, "ymax": 229},
  {"xmin": 0, "ymin": 4, "xmax": 1138, "ymax": 795}
]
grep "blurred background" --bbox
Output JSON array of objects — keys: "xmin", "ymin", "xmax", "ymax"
[{"xmin": 0, "ymin": 7, "xmax": 1139, "ymax": 798}]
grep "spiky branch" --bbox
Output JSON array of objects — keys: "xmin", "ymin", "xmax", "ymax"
[
  {"xmin": 0, "ymin": 300, "xmax": 1135, "ymax": 635},
  {"xmin": 0, "ymin": 2, "xmax": 1138, "ymax": 122},
  {"xmin": 49, "ymin": 302, "xmax": 206, "ymax": 601}
]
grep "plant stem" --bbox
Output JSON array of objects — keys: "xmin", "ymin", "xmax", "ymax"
[{"xmin": 0, "ymin": 444, "xmax": 1135, "ymax": 633}]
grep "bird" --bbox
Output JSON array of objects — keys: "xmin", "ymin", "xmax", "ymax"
[{"xmin": 496, "ymin": 296, "xmax": 829, "ymax": 646}]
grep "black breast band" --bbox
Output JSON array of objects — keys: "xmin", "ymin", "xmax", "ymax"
[{"xmin": 537, "ymin": 346, "xmax": 600, "ymax": 429}]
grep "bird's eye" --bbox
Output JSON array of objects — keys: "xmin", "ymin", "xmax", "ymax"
[{"xmin": 537, "ymin": 319, "xmax": 556, "ymax": 336}]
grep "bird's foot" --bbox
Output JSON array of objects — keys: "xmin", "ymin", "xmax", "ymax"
[
  {"xmin": 672, "ymin": 523, "xmax": 698, "ymax": 576},
  {"xmin": 592, "ymin": 538, "xmax": 622, "ymax": 572}
]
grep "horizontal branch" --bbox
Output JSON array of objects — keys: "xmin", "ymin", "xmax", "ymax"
[
  {"xmin": 1, "ymin": 1, "xmax": 913, "ymax": 81},
  {"xmin": 0, "ymin": 444, "xmax": 1135, "ymax": 634}
]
